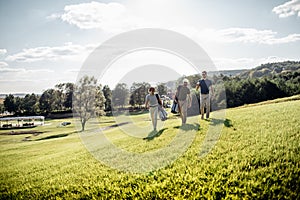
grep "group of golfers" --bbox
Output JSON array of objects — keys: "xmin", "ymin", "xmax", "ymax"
[{"xmin": 145, "ymin": 71, "xmax": 213, "ymax": 131}]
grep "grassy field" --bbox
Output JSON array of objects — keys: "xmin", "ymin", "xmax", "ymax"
[{"xmin": 0, "ymin": 96, "xmax": 299, "ymax": 199}]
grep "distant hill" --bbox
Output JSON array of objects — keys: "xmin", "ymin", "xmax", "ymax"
[
  {"xmin": 0, "ymin": 93, "xmax": 27, "ymax": 99},
  {"xmin": 162, "ymin": 61, "xmax": 300, "ymax": 90},
  {"xmin": 238, "ymin": 61, "xmax": 300, "ymax": 78},
  {"xmin": 209, "ymin": 69, "xmax": 248, "ymax": 77}
]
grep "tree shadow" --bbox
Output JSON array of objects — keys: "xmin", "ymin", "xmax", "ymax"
[
  {"xmin": 224, "ymin": 119, "xmax": 233, "ymax": 127},
  {"xmin": 99, "ymin": 122, "xmax": 131, "ymax": 131},
  {"xmin": 143, "ymin": 128, "xmax": 168, "ymax": 141},
  {"xmin": 36, "ymin": 130, "xmax": 77, "ymax": 141},
  {"xmin": 208, "ymin": 118, "xmax": 233, "ymax": 128},
  {"xmin": 91, "ymin": 120, "xmax": 116, "ymax": 124},
  {"xmin": 168, "ymin": 114, "xmax": 181, "ymax": 119},
  {"xmin": 174, "ymin": 123, "xmax": 201, "ymax": 131},
  {"xmin": 128, "ymin": 110, "xmax": 149, "ymax": 115},
  {"xmin": 37, "ymin": 133, "xmax": 69, "ymax": 141}
]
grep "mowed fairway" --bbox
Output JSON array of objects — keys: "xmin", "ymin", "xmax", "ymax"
[{"xmin": 1, "ymin": 97, "xmax": 299, "ymax": 199}]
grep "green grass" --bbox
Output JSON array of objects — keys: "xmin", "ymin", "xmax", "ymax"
[{"xmin": 0, "ymin": 97, "xmax": 299, "ymax": 199}]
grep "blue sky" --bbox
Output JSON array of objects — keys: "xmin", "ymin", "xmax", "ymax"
[{"xmin": 0, "ymin": 0, "xmax": 300, "ymax": 93}]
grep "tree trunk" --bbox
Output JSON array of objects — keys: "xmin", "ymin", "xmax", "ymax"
[{"xmin": 81, "ymin": 120, "xmax": 86, "ymax": 131}]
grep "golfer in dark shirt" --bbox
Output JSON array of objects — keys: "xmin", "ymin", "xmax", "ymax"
[{"xmin": 196, "ymin": 71, "xmax": 213, "ymax": 119}]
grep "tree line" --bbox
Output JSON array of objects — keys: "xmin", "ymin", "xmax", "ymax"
[
  {"xmin": 182, "ymin": 70, "xmax": 300, "ymax": 109},
  {"xmin": 0, "ymin": 78, "xmax": 168, "ymax": 117},
  {"xmin": 1, "ymin": 70, "xmax": 299, "ymax": 117},
  {"xmin": 1, "ymin": 82, "xmax": 111, "ymax": 116},
  {"xmin": 221, "ymin": 70, "xmax": 300, "ymax": 108}
]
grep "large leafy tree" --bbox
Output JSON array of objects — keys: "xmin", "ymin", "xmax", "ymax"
[
  {"xmin": 95, "ymin": 84, "xmax": 106, "ymax": 116},
  {"xmin": 0, "ymin": 104, "xmax": 4, "ymax": 114},
  {"xmin": 4, "ymin": 94, "xmax": 15, "ymax": 113},
  {"xmin": 39, "ymin": 89, "xmax": 57, "ymax": 114},
  {"xmin": 55, "ymin": 83, "xmax": 74, "ymax": 110},
  {"xmin": 185, "ymin": 74, "xmax": 201, "ymax": 88},
  {"xmin": 22, "ymin": 93, "xmax": 39, "ymax": 114},
  {"xmin": 157, "ymin": 83, "xmax": 167, "ymax": 95},
  {"xmin": 129, "ymin": 82, "xmax": 150, "ymax": 108},
  {"xmin": 129, "ymin": 84, "xmax": 138, "ymax": 107},
  {"xmin": 102, "ymin": 85, "xmax": 112, "ymax": 112},
  {"xmin": 73, "ymin": 76, "xmax": 105, "ymax": 131},
  {"xmin": 112, "ymin": 83, "xmax": 129, "ymax": 108},
  {"xmin": 14, "ymin": 97, "xmax": 23, "ymax": 114}
]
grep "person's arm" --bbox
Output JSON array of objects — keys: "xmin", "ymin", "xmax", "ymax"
[
  {"xmin": 174, "ymin": 87, "xmax": 179, "ymax": 103},
  {"xmin": 209, "ymin": 81, "xmax": 214, "ymax": 97},
  {"xmin": 145, "ymin": 96, "xmax": 149, "ymax": 109},
  {"xmin": 188, "ymin": 93, "xmax": 192, "ymax": 108},
  {"xmin": 156, "ymin": 94, "xmax": 162, "ymax": 106},
  {"xmin": 195, "ymin": 82, "xmax": 200, "ymax": 91}
]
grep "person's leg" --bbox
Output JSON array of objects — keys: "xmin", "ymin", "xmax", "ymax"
[
  {"xmin": 206, "ymin": 94, "xmax": 210, "ymax": 119},
  {"xmin": 200, "ymin": 95, "xmax": 205, "ymax": 119},
  {"xmin": 177, "ymin": 101, "xmax": 182, "ymax": 115},
  {"xmin": 149, "ymin": 107, "xmax": 156, "ymax": 131},
  {"xmin": 153, "ymin": 107, "xmax": 158, "ymax": 131},
  {"xmin": 179, "ymin": 100, "xmax": 188, "ymax": 124},
  {"xmin": 202, "ymin": 94, "xmax": 209, "ymax": 118},
  {"xmin": 183, "ymin": 101, "xmax": 188, "ymax": 124},
  {"xmin": 178, "ymin": 100, "xmax": 183, "ymax": 124},
  {"xmin": 178, "ymin": 101, "xmax": 183, "ymax": 120}
]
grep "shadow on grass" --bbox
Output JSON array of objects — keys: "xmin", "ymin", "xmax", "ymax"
[
  {"xmin": 36, "ymin": 131, "xmax": 77, "ymax": 141},
  {"xmin": 1, "ymin": 130, "xmax": 45, "ymax": 135},
  {"xmin": 224, "ymin": 119, "xmax": 233, "ymax": 127},
  {"xmin": 174, "ymin": 123, "xmax": 201, "ymax": 131},
  {"xmin": 128, "ymin": 110, "xmax": 149, "ymax": 115},
  {"xmin": 208, "ymin": 118, "xmax": 223, "ymax": 126},
  {"xmin": 167, "ymin": 115, "xmax": 181, "ymax": 120},
  {"xmin": 90, "ymin": 120, "xmax": 116, "ymax": 124},
  {"xmin": 100, "ymin": 122, "xmax": 131, "ymax": 131},
  {"xmin": 208, "ymin": 118, "xmax": 233, "ymax": 128},
  {"xmin": 143, "ymin": 128, "xmax": 168, "ymax": 141}
]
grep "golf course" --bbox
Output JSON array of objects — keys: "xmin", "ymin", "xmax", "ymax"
[{"xmin": 1, "ymin": 95, "xmax": 299, "ymax": 199}]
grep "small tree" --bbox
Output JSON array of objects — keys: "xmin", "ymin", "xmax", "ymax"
[
  {"xmin": 102, "ymin": 85, "xmax": 112, "ymax": 112},
  {"xmin": 0, "ymin": 104, "xmax": 4, "ymax": 114},
  {"xmin": 39, "ymin": 89, "xmax": 57, "ymax": 114},
  {"xmin": 55, "ymin": 82, "xmax": 74, "ymax": 110},
  {"xmin": 14, "ymin": 97, "xmax": 23, "ymax": 114},
  {"xmin": 95, "ymin": 85, "xmax": 106, "ymax": 116},
  {"xmin": 22, "ymin": 93, "xmax": 39, "ymax": 115},
  {"xmin": 4, "ymin": 94, "xmax": 15, "ymax": 113},
  {"xmin": 157, "ymin": 83, "xmax": 167, "ymax": 95},
  {"xmin": 112, "ymin": 83, "xmax": 129, "ymax": 108},
  {"xmin": 73, "ymin": 76, "xmax": 104, "ymax": 131},
  {"xmin": 129, "ymin": 82, "xmax": 150, "ymax": 108}
]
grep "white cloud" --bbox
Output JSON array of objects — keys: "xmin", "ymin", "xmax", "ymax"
[
  {"xmin": 0, "ymin": 62, "xmax": 62, "ymax": 93},
  {"xmin": 5, "ymin": 42, "xmax": 96, "ymax": 62},
  {"xmin": 0, "ymin": 61, "xmax": 25, "ymax": 72},
  {"xmin": 177, "ymin": 27, "xmax": 300, "ymax": 45},
  {"xmin": 213, "ymin": 56, "xmax": 299, "ymax": 70},
  {"xmin": 0, "ymin": 49, "xmax": 7, "ymax": 55},
  {"xmin": 0, "ymin": 63, "xmax": 54, "ymax": 93},
  {"xmin": 257, "ymin": 56, "xmax": 299, "ymax": 65},
  {"xmin": 0, "ymin": 61, "xmax": 9, "ymax": 68},
  {"xmin": 272, "ymin": 0, "xmax": 300, "ymax": 18},
  {"xmin": 46, "ymin": 13, "xmax": 61, "ymax": 20},
  {"xmin": 216, "ymin": 28, "xmax": 300, "ymax": 44},
  {"xmin": 49, "ymin": 1, "xmax": 300, "ymax": 45},
  {"xmin": 0, "ymin": 67, "xmax": 53, "ymax": 75},
  {"xmin": 0, "ymin": 67, "xmax": 24, "ymax": 73},
  {"xmin": 213, "ymin": 57, "xmax": 255, "ymax": 70},
  {"xmin": 0, "ymin": 62, "xmax": 53, "ymax": 73},
  {"xmin": 57, "ymin": 1, "xmax": 144, "ymax": 32}
]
